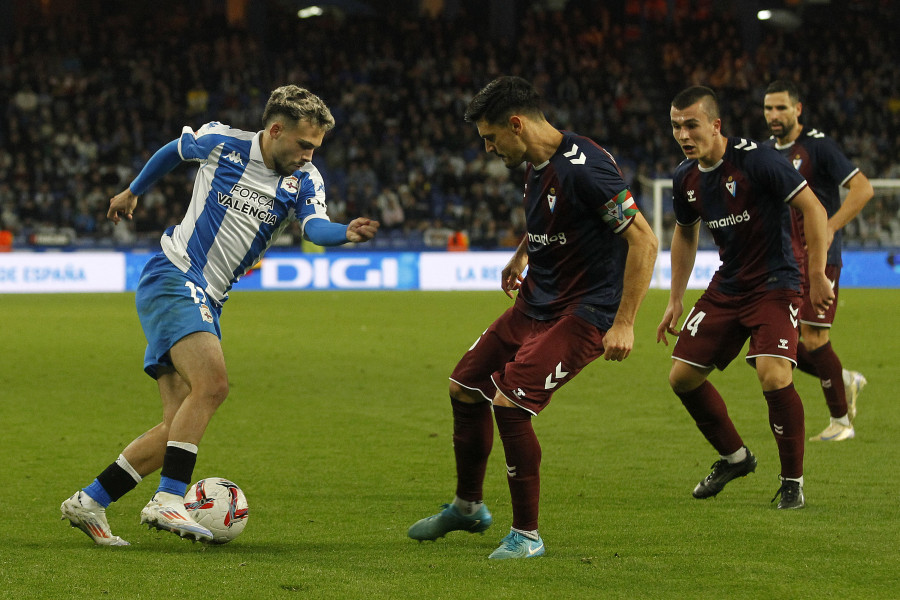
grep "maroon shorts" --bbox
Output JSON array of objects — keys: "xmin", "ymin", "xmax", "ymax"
[
  {"xmin": 672, "ymin": 288, "xmax": 802, "ymax": 370},
  {"xmin": 450, "ymin": 306, "xmax": 606, "ymax": 415},
  {"xmin": 799, "ymin": 264, "xmax": 840, "ymax": 327}
]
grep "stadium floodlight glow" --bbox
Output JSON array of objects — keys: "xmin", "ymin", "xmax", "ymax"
[
  {"xmin": 757, "ymin": 10, "xmax": 773, "ymax": 20},
  {"xmin": 298, "ymin": 6, "xmax": 324, "ymax": 19}
]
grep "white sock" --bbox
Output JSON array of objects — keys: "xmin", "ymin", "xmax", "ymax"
[
  {"xmin": 783, "ymin": 476, "xmax": 804, "ymax": 486},
  {"xmin": 451, "ymin": 496, "xmax": 483, "ymax": 516},
  {"xmin": 512, "ymin": 527, "xmax": 540, "ymax": 541},
  {"xmin": 834, "ymin": 415, "xmax": 851, "ymax": 427},
  {"xmin": 722, "ymin": 446, "xmax": 747, "ymax": 464}
]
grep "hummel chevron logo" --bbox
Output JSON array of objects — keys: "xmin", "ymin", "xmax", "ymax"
[
  {"xmin": 734, "ymin": 139, "xmax": 757, "ymax": 151},
  {"xmin": 789, "ymin": 304, "xmax": 799, "ymax": 328},
  {"xmin": 225, "ymin": 151, "xmax": 244, "ymax": 165},
  {"xmin": 545, "ymin": 362, "xmax": 569, "ymax": 389},
  {"xmin": 773, "ymin": 423, "xmax": 784, "ymax": 435},
  {"xmin": 563, "ymin": 144, "xmax": 586, "ymax": 165},
  {"xmin": 506, "ymin": 464, "xmax": 517, "ymax": 477},
  {"xmin": 808, "ymin": 129, "xmax": 825, "ymax": 139}
]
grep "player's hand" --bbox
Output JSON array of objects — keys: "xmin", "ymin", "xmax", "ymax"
[
  {"xmin": 809, "ymin": 271, "xmax": 835, "ymax": 316},
  {"xmin": 346, "ymin": 218, "xmax": 380, "ymax": 243},
  {"xmin": 108, "ymin": 189, "xmax": 138, "ymax": 224},
  {"xmin": 656, "ymin": 303, "xmax": 683, "ymax": 346},
  {"xmin": 501, "ymin": 254, "xmax": 528, "ymax": 299},
  {"xmin": 603, "ymin": 322, "xmax": 634, "ymax": 361}
]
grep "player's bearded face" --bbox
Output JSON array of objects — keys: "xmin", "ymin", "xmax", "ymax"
[{"xmin": 763, "ymin": 92, "xmax": 799, "ymax": 139}]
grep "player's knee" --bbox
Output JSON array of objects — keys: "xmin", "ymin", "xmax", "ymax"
[{"xmin": 197, "ymin": 374, "xmax": 230, "ymax": 408}]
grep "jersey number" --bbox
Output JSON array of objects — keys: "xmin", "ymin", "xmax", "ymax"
[
  {"xmin": 682, "ymin": 309, "xmax": 707, "ymax": 337},
  {"xmin": 184, "ymin": 281, "xmax": 207, "ymax": 305}
]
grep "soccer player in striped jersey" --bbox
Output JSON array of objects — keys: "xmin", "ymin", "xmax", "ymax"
[
  {"xmin": 763, "ymin": 80, "xmax": 874, "ymax": 442},
  {"xmin": 407, "ymin": 76, "xmax": 658, "ymax": 559},
  {"xmin": 61, "ymin": 85, "xmax": 379, "ymax": 545},
  {"xmin": 657, "ymin": 86, "xmax": 834, "ymax": 509}
]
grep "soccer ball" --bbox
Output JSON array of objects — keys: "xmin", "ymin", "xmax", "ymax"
[{"xmin": 184, "ymin": 477, "xmax": 249, "ymax": 544}]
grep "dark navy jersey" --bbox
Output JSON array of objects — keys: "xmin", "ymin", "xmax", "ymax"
[
  {"xmin": 516, "ymin": 131, "xmax": 639, "ymax": 331},
  {"xmin": 672, "ymin": 136, "xmax": 806, "ymax": 295},
  {"xmin": 763, "ymin": 128, "xmax": 858, "ymax": 266}
]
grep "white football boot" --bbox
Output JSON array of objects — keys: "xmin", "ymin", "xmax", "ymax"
[
  {"xmin": 140, "ymin": 491, "xmax": 213, "ymax": 542},
  {"xmin": 61, "ymin": 491, "xmax": 130, "ymax": 546}
]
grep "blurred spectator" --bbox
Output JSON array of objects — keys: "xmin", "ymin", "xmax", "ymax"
[{"xmin": 0, "ymin": 1, "xmax": 897, "ymax": 250}]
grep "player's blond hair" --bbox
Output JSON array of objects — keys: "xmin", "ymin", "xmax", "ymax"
[{"xmin": 263, "ymin": 85, "xmax": 335, "ymax": 131}]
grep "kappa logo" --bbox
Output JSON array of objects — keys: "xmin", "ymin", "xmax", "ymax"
[
  {"xmin": 563, "ymin": 144, "xmax": 586, "ymax": 165},
  {"xmin": 224, "ymin": 151, "xmax": 244, "ymax": 166},
  {"xmin": 687, "ymin": 189, "xmax": 696, "ymax": 202},
  {"xmin": 789, "ymin": 304, "xmax": 799, "ymax": 328}
]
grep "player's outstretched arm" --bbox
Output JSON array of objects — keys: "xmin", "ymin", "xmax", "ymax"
[
  {"xmin": 604, "ymin": 212, "xmax": 658, "ymax": 361},
  {"xmin": 657, "ymin": 222, "xmax": 699, "ymax": 346}
]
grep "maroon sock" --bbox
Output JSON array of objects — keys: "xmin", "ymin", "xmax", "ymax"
[
  {"xmin": 806, "ymin": 341, "xmax": 847, "ymax": 418},
  {"xmin": 763, "ymin": 384, "xmax": 805, "ymax": 479},
  {"xmin": 451, "ymin": 398, "xmax": 494, "ymax": 502},
  {"xmin": 676, "ymin": 381, "xmax": 744, "ymax": 456},
  {"xmin": 795, "ymin": 342, "xmax": 818, "ymax": 377},
  {"xmin": 493, "ymin": 406, "xmax": 541, "ymax": 532}
]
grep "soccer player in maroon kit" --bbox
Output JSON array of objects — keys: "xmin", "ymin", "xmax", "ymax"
[
  {"xmin": 657, "ymin": 86, "xmax": 834, "ymax": 509},
  {"xmin": 763, "ymin": 80, "xmax": 874, "ymax": 442},
  {"xmin": 408, "ymin": 76, "xmax": 658, "ymax": 558}
]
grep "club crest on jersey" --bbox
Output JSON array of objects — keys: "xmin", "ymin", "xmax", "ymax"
[
  {"xmin": 547, "ymin": 187, "xmax": 557, "ymax": 212},
  {"xmin": 725, "ymin": 176, "xmax": 737, "ymax": 197},
  {"xmin": 199, "ymin": 304, "xmax": 214, "ymax": 324},
  {"xmin": 792, "ymin": 155, "xmax": 803, "ymax": 170},
  {"xmin": 281, "ymin": 176, "xmax": 299, "ymax": 194}
]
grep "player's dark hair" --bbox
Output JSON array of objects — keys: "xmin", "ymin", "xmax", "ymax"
[
  {"xmin": 765, "ymin": 80, "xmax": 801, "ymax": 103},
  {"xmin": 671, "ymin": 85, "xmax": 720, "ymax": 120},
  {"xmin": 464, "ymin": 76, "xmax": 544, "ymax": 124},
  {"xmin": 263, "ymin": 85, "xmax": 335, "ymax": 131}
]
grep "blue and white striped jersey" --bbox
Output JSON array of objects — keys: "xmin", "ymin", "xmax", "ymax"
[{"xmin": 161, "ymin": 122, "xmax": 329, "ymax": 303}]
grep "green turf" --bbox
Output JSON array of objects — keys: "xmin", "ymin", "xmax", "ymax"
[{"xmin": 1, "ymin": 288, "xmax": 898, "ymax": 599}]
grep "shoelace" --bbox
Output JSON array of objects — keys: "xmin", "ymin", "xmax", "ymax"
[
  {"xmin": 705, "ymin": 459, "xmax": 728, "ymax": 481},
  {"xmin": 770, "ymin": 482, "xmax": 797, "ymax": 503}
]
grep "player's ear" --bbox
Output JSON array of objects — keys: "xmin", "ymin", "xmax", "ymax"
[
  {"xmin": 267, "ymin": 121, "xmax": 283, "ymax": 138},
  {"xmin": 509, "ymin": 115, "xmax": 523, "ymax": 134},
  {"xmin": 795, "ymin": 101, "xmax": 803, "ymax": 118}
]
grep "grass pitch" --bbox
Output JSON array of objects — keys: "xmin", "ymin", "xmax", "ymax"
[{"xmin": 1, "ymin": 288, "xmax": 898, "ymax": 599}]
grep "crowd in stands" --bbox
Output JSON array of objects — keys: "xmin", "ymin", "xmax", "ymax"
[{"xmin": 1, "ymin": 0, "xmax": 899, "ymax": 251}]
